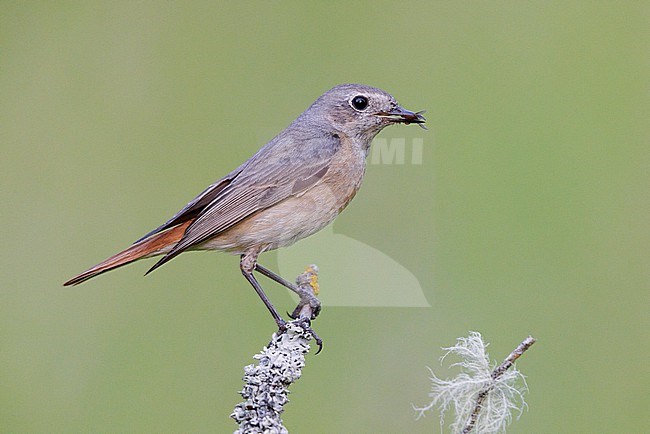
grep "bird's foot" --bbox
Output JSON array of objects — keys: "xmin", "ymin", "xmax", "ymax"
[
  {"xmin": 272, "ymin": 264, "xmax": 324, "ymax": 353},
  {"xmin": 288, "ymin": 291, "xmax": 321, "ymax": 320},
  {"xmin": 275, "ymin": 317, "xmax": 288, "ymax": 334},
  {"xmin": 294, "ymin": 317, "xmax": 323, "ymax": 354}
]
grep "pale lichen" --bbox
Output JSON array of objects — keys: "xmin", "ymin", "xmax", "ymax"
[
  {"xmin": 414, "ymin": 332, "xmax": 533, "ymax": 434},
  {"xmin": 231, "ymin": 322, "xmax": 314, "ymax": 434}
]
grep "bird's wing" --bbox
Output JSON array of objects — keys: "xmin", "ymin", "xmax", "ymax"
[
  {"xmin": 146, "ymin": 132, "xmax": 342, "ymax": 273},
  {"xmin": 134, "ymin": 174, "xmax": 238, "ymax": 243}
]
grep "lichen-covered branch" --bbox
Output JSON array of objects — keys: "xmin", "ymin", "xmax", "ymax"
[{"xmin": 231, "ymin": 265, "xmax": 321, "ymax": 434}]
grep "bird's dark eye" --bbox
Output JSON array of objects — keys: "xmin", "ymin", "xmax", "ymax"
[{"xmin": 351, "ymin": 95, "xmax": 368, "ymax": 111}]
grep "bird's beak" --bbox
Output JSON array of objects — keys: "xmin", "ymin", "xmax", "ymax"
[{"xmin": 376, "ymin": 107, "xmax": 427, "ymax": 128}]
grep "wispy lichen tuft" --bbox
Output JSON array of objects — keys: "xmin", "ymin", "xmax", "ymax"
[{"xmin": 414, "ymin": 332, "xmax": 533, "ymax": 434}]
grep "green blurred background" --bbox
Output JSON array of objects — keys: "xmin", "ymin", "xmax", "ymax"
[{"xmin": 1, "ymin": 2, "xmax": 648, "ymax": 433}]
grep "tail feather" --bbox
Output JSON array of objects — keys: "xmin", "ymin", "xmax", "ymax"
[{"xmin": 63, "ymin": 220, "xmax": 192, "ymax": 286}]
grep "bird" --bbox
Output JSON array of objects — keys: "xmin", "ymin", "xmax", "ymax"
[{"xmin": 64, "ymin": 83, "xmax": 425, "ymax": 331}]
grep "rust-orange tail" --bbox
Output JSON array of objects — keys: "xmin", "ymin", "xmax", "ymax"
[{"xmin": 63, "ymin": 220, "xmax": 192, "ymax": 286}]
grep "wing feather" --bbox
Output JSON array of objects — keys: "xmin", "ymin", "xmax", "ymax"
[{"xmin": 134, "ymin": 173, "xmax": 238, "ymax": 243}]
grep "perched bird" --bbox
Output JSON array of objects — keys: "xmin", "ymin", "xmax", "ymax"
[{"xmin": 64, "ymin": 83, "xmax": 425, "ymax": 330}]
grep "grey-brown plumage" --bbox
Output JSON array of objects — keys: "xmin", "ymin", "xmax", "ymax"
[{"xmin": 64, "ymin": 83, "xmax": 425, "ymax": 327}]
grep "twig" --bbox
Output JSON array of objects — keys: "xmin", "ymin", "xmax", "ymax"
[
  {"xmin": 462, "ymin": 336, "xmax": 536, "ymax": 434},
  {"xmin": 231, "ymin": 265, "xmax": 321, "ymax": 434}
]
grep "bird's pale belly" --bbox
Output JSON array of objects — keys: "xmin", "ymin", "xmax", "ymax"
[{"xmin": 197, "ymin": 175, "xmax": 363, "ymax": 255}]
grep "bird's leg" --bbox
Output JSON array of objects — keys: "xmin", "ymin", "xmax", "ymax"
[
  {"xmin": 254, "ymin": 263, "xmax": 299, "ymax": 292},
  {"xmin": 254, "ymin": 263, "xmax": 321, "ymax": 319},
  {"xmin": 240, "ymin": 254, "xmax": 286, "ymax": 331},
  {"xmin": 256, "ymin": 263, "xmax": 323, "ymax": 353}
]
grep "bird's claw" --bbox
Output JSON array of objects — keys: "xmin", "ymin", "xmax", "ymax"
[
  {"xmin": 295, "ymin": 317, "xmax": 323, "ymax": 354},
  {"xmin": 289, "ymin": 292, "xmax": 321, "ymax": 320},
  {"xmin": 276, "ymin": 316, "xmax": 323, "ymax": 354}
]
